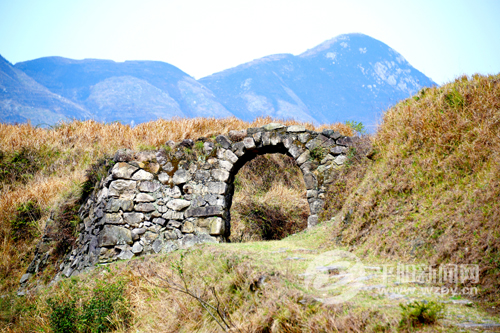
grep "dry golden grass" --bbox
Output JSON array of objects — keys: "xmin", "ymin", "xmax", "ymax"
[
  {"xmin": 0, "ymin": 117, "xmax": 352, "ymax": 295},
  {"xmin": 326, "ymin": 74, "xmax": 500, "ymax": 303},
  {"xmin": 5, "ymin": 246, "xmax": 401, "ymax": 333},
  {"xmin": 0, "ymin": 117, "xmax": 352, "ymax": 153}
]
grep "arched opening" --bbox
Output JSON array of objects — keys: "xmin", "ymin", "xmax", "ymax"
[{"xmin": 225, "ymin": 144, "xmax": 310, "ymax": 242}]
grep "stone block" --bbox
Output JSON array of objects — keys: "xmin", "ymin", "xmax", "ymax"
[
  {"xmin": 210, "ymin": 217, "xmax": 225, "ymax": 235},
  {"xmin": 212, "ymin": 169, "xmax": 230, "ymax": 182},
  {"xmin": 337, "ymin": 136, "xmax": 358, "ymax": 147},
  {"xmin": 228, "ymin": 130, "xmax": 247, "ymax": 141},
  {"xmin": 252, "ymin": 131, "xmax": 262, "ymax": 143},
  {"xmin": 330, "ymin": 145, "xmax": 347, "ymax": 155},
  {"xmin": 298, "ymin": 133, "xmax": 310, "ymax": 143},
  {"xmin": 162, "ymin": 210, "xmax": 184, "ymax": 220},
  {"xmin": 132, "ymin": 169, "xmax": 154, "ymax": 181},
  {"xmin": 246, "ymin": 127, "xmax": 262, "ymax": 135},
  {"xmin": 132, "ymin": 242, "xmax": 143, "ymax": 254},
  {"xmin": 216, "ymin": 135, "xmax": 232, "ymax": 149},
  {"xmin": 296, "ymin": 151, "xmax": 310, "ymax": 165},
  {"xmin": 151, "ymin": 210, "xmax": 162, "ymax": 218},
  {"xmin": 306, "ymin": 190, "xmax": 318, "ymax": 198},
  {"xmin": 287, "ymin": 125, "xmax": 306, "ymax": 132},
  {"xmin": 322, "ymin": 129, "xmax": 342, "ymax": 140},
  {"xmin": 231, "ymin": 142, "xmax": 246, "ymax": 157},
  {"xmin": 262, "ymin": 132, "xmax": 271, "ymax": 145},
  {"xmin": 182, "ymin": 221, "xmax": 195, "ymax": 233},
  {"xmin": 195, "ymin": 170, "xmax": 210, "ymax": 181},
  {"xmin": 167, "ymin": 220, "xmax": 182, "ymax": 229},
  {"xmin": 158, "ymin": 172, "xmax": 170, "ymax": 184},
  {"xmin": 178, "ymin": 139, "xmax": 194, "ymax": 148},
  {"xmin": 243, "ymin": 137, "xmax": 256, "ymax": 149},
  {"xmin": 163, "ymin": 162, "xmax": 174, "ymax": 173},
  {"xmin": 288, "ymin": 144, "xmax": 303, "ymax": 158},
  {"xmin": 270, "ymin": 134, "xmax": 281, "ymax": 145},
  {"xmin": 173, "ymin": 169, "xmax": 190, "ymax": 185},
  {"xmin": 300, "ymin": 161, "xmax": 315, "ymax": 174},
  {"xmin": 185, "ymin": 206, "xmax": 223, "ymax": 218},
  {"xmin": 164, "ymin": 186, "xmax": 182, "ymax": 198},
  {"xmin": 108, "ymin": 180, "xmax": 137, "ymax": 198},
  {"xmin": 143, "ymin": 231, "xmax": 158, "ymax": 243},
  {"xmin": 334, "ymin": 155, "xmax": 348, "ymax": 165},
  {"xmin": 203, "ymin": 194, "xmax": 219, "ymax": 206},
  {"xmin": 139, "ymin": 181, "xmax": 161, "ymax": 192},
  {"xmin": 113, "ymin": 148, "xmax": 134, "ymax": 162},
  {"xmin": 166, "ymin": 199, "xmax": 191, "ymax": 211},
  {"xmin": 309, "ymin": 199, "xmax": 324, "ymax": 214},
  {"xmin": 131, "ymin": 227, "xmax": 146, "ymax": 240},
  {"xmin": 134, "ymin": 203, "xmax": 156, "ymax": 212},
  {"xmin": 219, "ymin": 160, "xmax": 233, "ymax": 171},
  {"xmin": 152, "ymin": 217, "xmax": 166, "ymax": 226},
  {"xmin": 307, "ymin": 215, "xmax": 319, "ymax": 228},
  {"xmin": 263, "ymin": 123, "xmax": 285, "ymax": 131},
  {"xmin": 124, "ymin": 212, "xmax": 144, "ymax": 225},
  {"xmin": 111, "ymin": 162, "xmax": 138, "ymax": 179},
  {"xmin": 303, "ymin": 173, "xmax": 318, "ymax": 190},
  {"xmin": 105, "ymin": 199, "xmax": 122, "ymax": 213},
  {"xmin": 117, "ymin": 249, "xmax": 134, "ymax": 260},
  {"xmin": 225, "ymin": 149, "xmax": 238, "ymax": 163},
  {"xmin": 135, "ymin": 193, "xmax": 155, "ymax": 202},
  {"xmin": 321, "ymin": 154, "xmax": 335, "ymax": 164},
  {"xmin": 152, "ymin": 239, "xmax": 163, "ymax": 253},
  {"xmin": 195, "ymin": 217, "xmax": 215, "ymax": 228},
  {"xmin": 103, "ymin": 213, "xmax": 124, "ymax": 225},
  {"xmin": 207, "ymin": 182, "xmax": 227, "ymax": 194},
  {"xmin": 99, "ymin": 225, "xmax": 132, "ymax": 246},
  {"xmin": 283, "ymin": 137, "xmax": 293, "ymax": 148}
]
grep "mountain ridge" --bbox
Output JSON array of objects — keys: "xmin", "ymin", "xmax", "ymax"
[
  {"xmin": 199, "ymin": 33, "xmax": 436, "ymax": 130},
  {"xmin": 1, "ymin": 33, "xmax": 436, "ymax": 128}
]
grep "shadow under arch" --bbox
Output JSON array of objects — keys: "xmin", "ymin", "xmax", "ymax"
[
  {"xmin": 215, "ymin": 125, "xmax": 352, "ymax": 241},
  {"xmin": 225, "ymin": 142, "xmax": 308, "ymax": 241}
]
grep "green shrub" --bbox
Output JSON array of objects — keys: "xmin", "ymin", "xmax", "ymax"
[
  {"xmin": 345, "ymin": 120, "xmax": 366, "ymax": 135},
  {"xmin": 194, "ymin": 141, "xmax": 204, "ymax": 151},
  {"xmin": 10, "ymin": 200, "xmax": 42, "ymax": 241},
  {"xmin": 399, "ymin": 300, "xmax": 444, "ymax": 329},
  {"xmin": 80, "ymin": 157, "xmax": 114, "ymax": 202},
  {"xmin": 47, "ymin": 298, "xmax": 78, "ymax": 333},
  {"xmin": 309, "ymin": 146, "xmax": 327, "ymax": 162},
  {"xmin": 47, "ymin": 280, "xmax": 129, "ymax": 333}
]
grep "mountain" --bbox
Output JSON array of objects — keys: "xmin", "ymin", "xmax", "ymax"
[
  {"xmin": 2, "ymin": 33, "xmax": 436, "ymax": 128},
  {"xmin": 0, "ymin": 55, "xmax": 89, "ymax": 126},
  {"xmin": 14, "ymin": 57, "xmax": 231, "ymax": 124},
  {"xmin": 199, "ymin": 33, "xmax": 436, "ymax": 130}
]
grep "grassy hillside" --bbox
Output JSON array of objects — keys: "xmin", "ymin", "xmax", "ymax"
[
  {"xmin": 322, "ymin": 74, "xmax": 500, "ymax": 303},
  {"xmin": 1, "ymin": 74, "xmax": 500, "ymax": 332}
]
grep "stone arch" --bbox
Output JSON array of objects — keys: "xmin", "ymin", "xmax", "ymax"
[
  {"xmin": 44, "ymin": 123, "xmax": 353, "ymax": 277},
  {"xmin": 212, "ymin": 123, "xmax": 350, "ymax": 239}
]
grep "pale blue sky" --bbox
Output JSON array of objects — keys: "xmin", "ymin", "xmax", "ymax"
[{"xmin": 1, "ymin": 0, "xmax": 499, "ymax": 84}]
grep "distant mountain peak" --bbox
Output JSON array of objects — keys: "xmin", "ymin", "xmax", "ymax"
[{"xmin": 299, "ymin": 33, "xmax": 367, "ymax": 57}]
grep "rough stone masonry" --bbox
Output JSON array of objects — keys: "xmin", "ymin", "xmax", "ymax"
[{"xmin": 22, "ymin": 123, "xmax": 356, "ymax": 286}]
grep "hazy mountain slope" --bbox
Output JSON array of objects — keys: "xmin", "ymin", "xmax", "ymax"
[
  {"xmin": 15, "ymin": 57, "xmax": 232, "ymax": 123},
  {"xmin": 200, "ymin": 33, "xmax": 436, "ymax": 130},
  {"xmin": 4, "ymin": 33, "xmax": 435, "ymax": 127},
  {"xmin": 0, "ymin": 55, "xmax": 89, "ymax": 126}
]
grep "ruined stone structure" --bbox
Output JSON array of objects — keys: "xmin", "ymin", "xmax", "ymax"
[{"xmin": 23, "ymin": 123, "xmax": 356, "ymax": 283}]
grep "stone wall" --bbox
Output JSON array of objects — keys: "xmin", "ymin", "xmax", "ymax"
[{"xmin": 23, "ymin": 123, "xmax": 356, "ymax": 283}]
